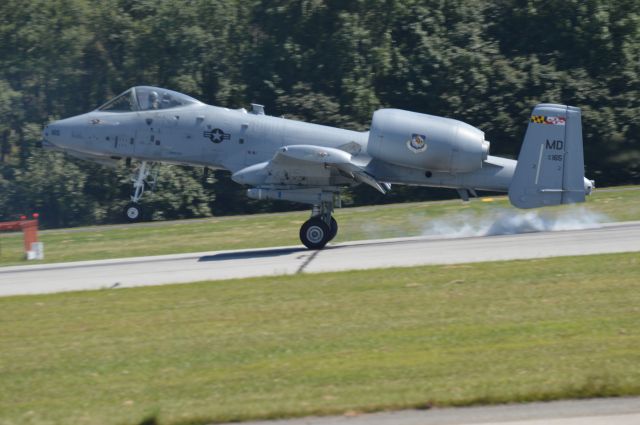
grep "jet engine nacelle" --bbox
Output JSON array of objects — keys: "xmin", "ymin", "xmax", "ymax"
[{"xmin": 367, "ymin": 109, "xmax": 490, "ymax": 173}]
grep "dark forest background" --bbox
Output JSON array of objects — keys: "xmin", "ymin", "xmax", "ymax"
[{"xmin": 0, "ymin": 0, "xmax": 638, "ymax": 228}]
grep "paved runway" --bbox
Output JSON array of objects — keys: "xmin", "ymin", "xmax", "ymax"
[
  {"xmin": 1, "ymin": 221, "xmax": 639, "ymax": 297},
  {"xmin": 217, "ymin": 397, "xmax": 640, "ymax": 425}
]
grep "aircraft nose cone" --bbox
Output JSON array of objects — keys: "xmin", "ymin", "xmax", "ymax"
[
  {"xmin": 42, "ymin": 121, "xmax": 64, "ymax": 147},
  {"xmin": 43, "ymin": 115, "xmax": 84, "ymax": 150}
]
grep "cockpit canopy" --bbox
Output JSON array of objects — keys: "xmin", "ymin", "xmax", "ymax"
[{"xmin": 97, "ymin": 86, "xmax": 202, "ymax": 112}]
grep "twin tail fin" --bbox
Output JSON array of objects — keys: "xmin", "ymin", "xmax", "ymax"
[{"xmin": 508, "ymin": 104, "xmax": 593, "ymax": 209}]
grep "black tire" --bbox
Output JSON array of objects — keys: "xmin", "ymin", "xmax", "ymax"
[
  {"xmin": 328, "ymin": 217, "xmax": 338, "ymax": 241},
  {"xmin": 300, "ymin": 218, "xmax": 330, "ymax": 250},
  {"xmin": 124, "ymin": 203, "xmax": 143, "ymax": 222}
]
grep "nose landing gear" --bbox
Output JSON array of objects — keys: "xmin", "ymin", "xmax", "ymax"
[{"xmin": 123, "ymin": 161, "xmax": 158, "ymax": 222}]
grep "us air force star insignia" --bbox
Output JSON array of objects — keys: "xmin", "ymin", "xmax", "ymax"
[
  {"xmin": 203, "ymin": 128, "xmax": 231, "ymax": 144},
  {"xmin": 407, "ymin": 133, "xmax": 427, "ymax": 153}
]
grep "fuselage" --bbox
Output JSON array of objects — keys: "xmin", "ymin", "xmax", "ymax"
[
  {"xmin": 43, "ymin": 86, "xmax": 517, "ymax": 193},
  {"xmin": 44, "ymin": 98, "xmax": 367, "ymax": 173}
]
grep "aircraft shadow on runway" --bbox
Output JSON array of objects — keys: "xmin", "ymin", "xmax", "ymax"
[{"xmin": 198, "ymin": 247, "xmax": 307, "ymax": 262}]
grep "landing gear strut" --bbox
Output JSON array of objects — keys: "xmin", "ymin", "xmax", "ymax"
[
  {"xmin": 246, "ymin": 187, "xmax": 340, "ymax": 250},
  {"xmin": 123, "ymin": 161, "xmax": 158, "ymax": 222},
  {"xmin": 299, "ymin": 201, "xmax": 338, "ymax": 249}
]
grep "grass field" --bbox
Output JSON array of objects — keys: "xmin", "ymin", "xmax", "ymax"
[
  {"xmin": 0, "ymin": 253, "xmax": 639, "ymax": 425},
  {"xmin": 1, "ymin": 186, "xmax": 639, "ymax": 267}
]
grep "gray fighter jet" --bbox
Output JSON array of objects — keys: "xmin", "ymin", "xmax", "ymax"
[{"xmin": 42, "ymin": 86, "xmax": 594, "ymax": 249}]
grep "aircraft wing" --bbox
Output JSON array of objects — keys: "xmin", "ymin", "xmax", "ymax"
[{"xmin": 232, "ymin": 144, "xmax": 388, "ymax": 193}]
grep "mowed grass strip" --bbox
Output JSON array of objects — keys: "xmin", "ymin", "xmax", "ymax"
[
  {"xmin": 0, "ymin": 253, "xmax": 639, "ymax": 425},
  {"xmin": 1, "ymin": 185, "xmax": 640, "ymax": 267}
]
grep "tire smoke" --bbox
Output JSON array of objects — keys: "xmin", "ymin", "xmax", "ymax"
[{"xmin": 421, "ymin": 206, "xmax": 608, "ymax": 238}]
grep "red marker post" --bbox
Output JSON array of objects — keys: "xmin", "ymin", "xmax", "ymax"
[{"xmin": 0, "ymin": 214, "xmax": 41, "ymax": 260}]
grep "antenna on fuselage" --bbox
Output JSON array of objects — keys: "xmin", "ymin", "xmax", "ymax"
[{"xmin": 250, "ymin": 104, "xmax": 265, "ymax": 115}]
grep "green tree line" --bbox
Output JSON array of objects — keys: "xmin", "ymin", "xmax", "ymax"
[{"xmin": 0, "ymin": 0, "xmax": 638, "ymax": 228}]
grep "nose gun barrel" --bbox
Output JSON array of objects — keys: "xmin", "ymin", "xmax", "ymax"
[{"xmin": 40, "ymin": 124, "xmax": 61, "ymax": 150}]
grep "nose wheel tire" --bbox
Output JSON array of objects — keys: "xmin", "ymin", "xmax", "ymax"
[
  {"xmin": 124, "ymin": 203, "xmax": 143, "ymax": 222},
  {"xmin": 300, "ymin": 218, "xmax": 331, "ymax": 250}
]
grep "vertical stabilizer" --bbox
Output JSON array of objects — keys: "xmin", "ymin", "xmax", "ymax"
[{"xmin": 508, "ymin": 104, "xmax": 587, "ymax": 209}]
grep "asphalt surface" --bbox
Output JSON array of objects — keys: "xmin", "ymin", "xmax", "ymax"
[
  {"xmin": 1, "ymin": 221, "xmax": 640, "ymax": 297},
  {"xmin": 215, "ymin": 398, "xmax": 640, "ymax": 425}
]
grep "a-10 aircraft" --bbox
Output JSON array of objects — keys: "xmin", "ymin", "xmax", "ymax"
[{"xmin": 42, "ymin": 86, "xmax": 594, "ymax": 249}]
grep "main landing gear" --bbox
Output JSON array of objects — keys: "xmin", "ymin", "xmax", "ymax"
[
  {"xmin": 245, "ymin": 188, "xmax": 340, "ymax": 250},
  {"xmin": 299, "ymin": 201, "xmax": 338, "ymax": 249},
  {"xmin": 123, "ymin": 161, "xmax": 158, "ymax": 222}
]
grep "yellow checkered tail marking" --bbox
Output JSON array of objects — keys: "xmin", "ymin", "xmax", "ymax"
[{"xmin": 530, "ymin": 115, "xmax": 546, "ymax": 124}]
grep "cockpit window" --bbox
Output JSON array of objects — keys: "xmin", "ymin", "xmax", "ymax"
[
  {"xmin": 97, "ymin": 86, "xmax": 202, "ymax": 112},
  {"xmin": 134, "ymin": 86, "xmax": 200, "ymax": 111},
  {"xmin": 98, "ymin": 90, "xmax": 137, "ymax": 112}
]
